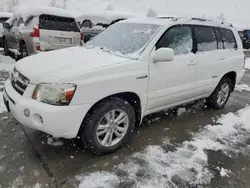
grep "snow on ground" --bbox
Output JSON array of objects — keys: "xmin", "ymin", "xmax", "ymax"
[
  {"xmin": 235, "ymin": 84, "xmax": 250, "ymax": 92},
  {"xmin": 0, "ymin": 55, "xmax": 15, "ymax": 113},
  {"xmin": 245, "ymin": 59, "xmax": 250, "ymax": 70},
  {"xmin": 220, "ymin": 168, "xmax": 231, "ymax": 177},
  {"xmin": 177, "ymin": 107, "xmax": 186, "ymax": 116},
  {"xmin": 78, "ymin": 105, "xmax": 250, "ymax": 188},
  {"xmin": 47, "ymin": 137, "xmax": 64, "ymax": 146}
]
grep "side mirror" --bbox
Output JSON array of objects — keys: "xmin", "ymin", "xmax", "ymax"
[
  {"xmin": 152, "ymin": 48, "xmax": 174, "ymax": 63},
  {"xmin": 3, "ymin": 22, "xmax": 10, "ymax": 29}
]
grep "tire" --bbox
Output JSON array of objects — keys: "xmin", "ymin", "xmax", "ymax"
[
  {"xmin": 206, "ymin": 77, "xmax": 233, "ymax": 109},
  {"xmin": 80, "ymin": 97, "xmax": 135, "ymax": 155},
  {"xmin": 3, "ymin": 38, "xmax": 9, "ymax": 56},
  {"xmin": 19, "ymin": 42, "xmax": 28, "ymax": 59}
]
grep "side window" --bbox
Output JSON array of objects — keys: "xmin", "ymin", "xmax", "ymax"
[
  {"xmin": 17, "ymin": 18, "xmax": 24, "ymax": 27},
  {"xmin": 25, "ymin": 16, "xmax": 34, "ymax": 26},
  {"xmin": 156, "ymin": 26, "xmax": 193, "ymax": 55},
  {"xmin": 214, "ymin": 28, "xmax": 224, "ymax": 49},
  {"xmin": 194, "ymin": 26, "xmax": 217, "ymax": 52},
  {"xmin": 12, "ymin": 19, "xmax": 19, "ymax": 28},
  {"xmin": 220, "ymin": 28, "xmax": 237, "ymax": 50},
  {"xmin": 247, "ymin": 30, "xmax": 250, "ymax": 38}
]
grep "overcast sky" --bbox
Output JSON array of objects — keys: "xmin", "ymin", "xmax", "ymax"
[{"xmin": 0, "ymin": 0, "xmax": 249, "ymax": 25}]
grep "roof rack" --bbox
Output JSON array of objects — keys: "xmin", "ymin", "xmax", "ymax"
[
  {"xmin": 156, "ymin": 16, "xmax": 182, "ymax": 21},
  {"xmin": 191, "ymin": 17, "xmax": 233, "ymax": 27},
  {"xmin": 156, "ymin": 16, "xmax": 234, "ymax": 27},
  {"xmin": 157, "ymin": 16, "xmax": 175, "ymax": 19}
]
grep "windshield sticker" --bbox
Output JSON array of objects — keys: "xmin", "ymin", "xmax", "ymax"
[{"xmin": 132, "ymin": 28, "xmax": 152, "ymax": 34}]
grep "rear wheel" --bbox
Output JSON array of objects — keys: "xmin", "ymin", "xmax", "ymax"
[
  {"xmin": 206, "ymin": 77, "xmax": 232, "ymax": 109},
  {"xmin": 3, "ymin": 38, "xmax": 9, "ymax": 56},
  {"xmin": 80, "ymin": 97, "xmax": 135, "ymax": 155}
]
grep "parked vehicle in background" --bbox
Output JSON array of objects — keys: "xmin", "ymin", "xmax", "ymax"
[
  {"xmin": 0, "ymin": 12, "xmax": 12, "ymax": 47},
  {"xmin": 2, "ymin": 6, "xmax": 82, "ymax": 58},
  {"xmin": 238, "ymin": 29, "xmax": 250, "ymax": 50},
  {"xmin": 76, "ymin": 12, "xmax": 134, "ymax": 42},
  {"xmin": 3, "ymin": 17, "xmax": 245, "ymax": 155}
]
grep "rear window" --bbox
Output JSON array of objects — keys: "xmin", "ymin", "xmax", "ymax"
[
  {"xmin": 0, "ymin": 17, "xmax": 9, "ymax": 23},
  {"xmin": 220, "ymin": 28, "xmax": 237, "ymax": 50},
  {"xmin": 39, "ymin": 14, "xmax": 79, "ymax": 32}
]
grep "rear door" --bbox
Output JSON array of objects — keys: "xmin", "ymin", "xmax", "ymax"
[
  {"xmin": 39, "ymin": 14, "xmax": 81, "ymax": 51},
  {"xmin": 193, "ymin": 26, "xmax": 222, "ymax": 97}
]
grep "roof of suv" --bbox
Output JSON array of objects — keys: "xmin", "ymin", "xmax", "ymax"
[
  {"xmin": 76, "ymin": 12, "xmax": 135, "ymax": 25},
  {"xmin": 121, "ymin": 16, "xmax": 235, "ymax": 30},
  {"xmin": 8, "ymin": 6, "xmax": 75, "ymax": 23},
  {"xmin": 0, "ymin": 12, "xmax": 12, "ymax": 18}
]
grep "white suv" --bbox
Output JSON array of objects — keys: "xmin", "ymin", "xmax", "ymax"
[{"xmin": 3, "ymin": 17, "xmax": 245, "ymax": 154}]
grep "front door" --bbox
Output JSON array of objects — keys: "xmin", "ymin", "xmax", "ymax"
[{"xmin": 147, "ymin": 25, "xmax": 197, "ymax": 113}]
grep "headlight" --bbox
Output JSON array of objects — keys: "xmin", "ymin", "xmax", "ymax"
[{"xmin": 32, "ymin": 83, "xmax": 76, "ymax": 106}]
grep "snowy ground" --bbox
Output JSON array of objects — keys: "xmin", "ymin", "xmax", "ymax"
[
  {"xmin": 77, "ymin": 105, "xmax": 250, "ymax": 188},
  {"xmin": 245, "ymin": 58, "xmax": 250, "ymax": 70}
]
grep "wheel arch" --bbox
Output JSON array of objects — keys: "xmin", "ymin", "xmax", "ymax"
[
  {"xmin": 79, "ymin": 91, "xmax": 142, "ymax": 134},
  {"xmin": 221, "ymin": 71, "xmax": 237, "ymax": 91}
]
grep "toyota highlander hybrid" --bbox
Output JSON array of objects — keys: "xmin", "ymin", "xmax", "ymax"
[{"xmin": 3, "ymin": 17, "xmax": 245, "ymax": 154}]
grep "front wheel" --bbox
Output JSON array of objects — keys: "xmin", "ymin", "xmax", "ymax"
[
  {"xmin": 206, "ymin": 77, "xmax": 232, "ymax": 109},
  {"xmin": 80, "ymin": 97, "xmax": 135, "ymax": 155}
]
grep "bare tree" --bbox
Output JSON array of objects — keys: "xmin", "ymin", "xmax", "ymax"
[
  {"xmin": 146, "ymin": 9, "xmax": 157, "ymax": 18},
  {"xmin": 62, "ymin": 0, "xmax": 68, "ymax": 9},
  {"xmin": 49, "ymin": 0, "xmax": 57, "ymax": 7},
  {"xmin": 217, "ymin": 13, "xmax": 226, "ymax": 21},
  {"xmin": 7, "ymin": 0, "xmax": 19, "ymax": 12},
  {"xmin": 0, "ymin": 4, "xmax": 4, "ymax": 12},
  {"xmin": 106, "ymin": 4, "xmax": 114, "ymax": 11}
]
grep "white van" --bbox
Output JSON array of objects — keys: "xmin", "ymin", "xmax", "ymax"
[{"xmin": 3, "ymin": 17, "xmax": 245, "ymax": 154}]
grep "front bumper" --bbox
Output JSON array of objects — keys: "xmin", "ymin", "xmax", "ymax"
[{"xmin": 4, "ymin": 79, "xmax": 92, "ymax": 138}]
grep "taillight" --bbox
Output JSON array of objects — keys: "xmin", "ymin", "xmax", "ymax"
[
  {"xmin": 36, "ymin": 43, "xmax": 40, "ymax": 51},
  {"xmin": 30, "ymin": 24, "xmax": 40, "ymax": 38}
]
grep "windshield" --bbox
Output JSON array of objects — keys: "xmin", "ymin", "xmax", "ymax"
[{"xmin": 86, "ymin": 23, "xmax": 160, "ymax": 55}]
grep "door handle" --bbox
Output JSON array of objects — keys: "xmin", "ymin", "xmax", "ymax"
[{"xmin": 220, "ymin": 57, "xmax": 226, "ymax": 60}]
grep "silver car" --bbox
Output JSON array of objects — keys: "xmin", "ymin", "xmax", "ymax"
[
  {"xmin": 3, "ymin": 8, "xmax": 82, "ymax": 58},
  {"xmin": 0, "ymin": 12, "xmax": 12, "ymax": 47}
]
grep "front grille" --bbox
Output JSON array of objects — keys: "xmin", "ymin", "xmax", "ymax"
[{"xmin": 10, "ymin": 68, "xmax": 30, "ymax": 95}]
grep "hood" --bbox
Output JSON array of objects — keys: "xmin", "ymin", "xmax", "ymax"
[{"xmin": 15, "ymin": 47, "xmax": 129, "ymax": 83}]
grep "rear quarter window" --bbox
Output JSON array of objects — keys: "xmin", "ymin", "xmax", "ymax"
[
  {"xmin": 25, "ymin": 16, "xmax": 34, "ymax": 26},
  {"xmin": 220, "ymin": 28, "xmax": 237, "ymax": 50},
  {"xmin": 39, "ymin": 14, "xmax": 79, "ymax": 32}
]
